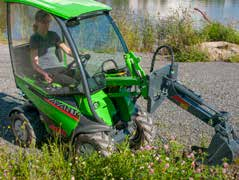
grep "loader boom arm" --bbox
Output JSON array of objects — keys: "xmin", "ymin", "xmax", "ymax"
[{"xmin": 146, "ymin": 45, "xmax": 239, "ymax": 165}]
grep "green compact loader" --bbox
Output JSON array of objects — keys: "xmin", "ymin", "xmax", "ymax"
[{"xmin": 4, "ymin": 0, "xmax": 239, "ymax": 165}]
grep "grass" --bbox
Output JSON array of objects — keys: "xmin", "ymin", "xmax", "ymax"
[{"xmin": 0, "ymin": 138, "xmax": 238, "ymax": 179}]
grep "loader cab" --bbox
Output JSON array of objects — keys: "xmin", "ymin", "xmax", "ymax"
[
  {"xmin": 7, "ymin": 4, "xmax": 76, "ymax": 94},
  {"xmin": 7, "ymin": 2, "xmax": 128, "ymax": 96}
]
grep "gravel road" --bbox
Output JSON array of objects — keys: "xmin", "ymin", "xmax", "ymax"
[{"xmin": 0, "ymin": 44, "xmax": 238, "ymax": 148}]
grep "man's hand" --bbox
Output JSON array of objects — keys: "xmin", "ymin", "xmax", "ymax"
[{"xmin": 44, "ymin": 73, "xmax": 53, "ymax": 83}]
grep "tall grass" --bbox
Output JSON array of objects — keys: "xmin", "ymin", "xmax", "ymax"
[{"xmin": 1, "ymin": 138, "xmax": 238, "ymax": 179}]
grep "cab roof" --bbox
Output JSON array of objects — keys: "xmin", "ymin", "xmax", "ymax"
[{"xmin": 5, "ymin": 0, "xmax": 112, "ymax": 19}]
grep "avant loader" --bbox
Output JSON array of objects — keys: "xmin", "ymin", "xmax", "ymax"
[{"xmin": 4, "ymin": 0, "xmax": 239, "ymax": 165}]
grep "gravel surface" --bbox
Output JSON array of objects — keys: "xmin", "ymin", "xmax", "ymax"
[{"xmin": 0, "ymin": 44, "xmax": 238, "ymax": 148}]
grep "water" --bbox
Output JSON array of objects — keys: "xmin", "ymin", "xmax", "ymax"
[{"xmin": 98, "ymin": 0, "xmax": 239, "ymax": 28}]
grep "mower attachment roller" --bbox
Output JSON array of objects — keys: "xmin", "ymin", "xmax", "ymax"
[{"xmin": 147, "ymin": 45, "xmax": 239, "ymax": 165}]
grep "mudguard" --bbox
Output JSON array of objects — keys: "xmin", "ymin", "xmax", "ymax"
[
  {"xmin": 8, "ymin": 102, "xmax": 37, "ymax": 117},
  {"xmin": 71, "ymin": 115, "xmax": 112, "ymax": 142}
]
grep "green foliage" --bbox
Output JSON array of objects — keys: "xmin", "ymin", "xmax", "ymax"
[
  {"xmin": 0, "ymin": 139, "xmax": 238, "ymax": 179},
  {"xmin": 141, "ymin": 15, "xmax": 156, "ymax": 52},
  {"xmin": 0, "ymin": 2, "xmax": 7, "ymax": 42},
  {"xmin": 162, "ymin": 9, "xmax": 204, "ymax": 51},
  {"xmin": 175, "ymin": 47, "xmax": 208, "ymax": 62},
  {"xmin": 227, "ymin": 54, "xmax": 239, "ymax": 63},
  {"xmin": 202, "ymin": 23, "xmax": 239, "ymax": 44},
  {"xmin": 111, "ymin": 11, "xmax": 141, "ymax": 52}
]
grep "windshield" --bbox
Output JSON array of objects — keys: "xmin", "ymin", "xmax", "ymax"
[{"xmin": 67, "ymin": 13, "xmax": 126, "ymax": 77}]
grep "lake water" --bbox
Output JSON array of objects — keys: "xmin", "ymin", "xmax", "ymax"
[{"xmin": 98, "ymin": 0, "xmax": 239, "ymax": 28}]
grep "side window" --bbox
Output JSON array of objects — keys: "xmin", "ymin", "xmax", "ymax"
[{"xmin": 9, "ymin": 3, "xmax": 64, "ymax": 78}]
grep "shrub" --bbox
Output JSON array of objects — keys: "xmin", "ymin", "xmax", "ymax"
[
  {"xmin": 202, "ymin": 22, "xmax": 239, "ymax": 44},
  {"xmin": 175, "ymin": 47, "xmax": 208, "ymax": 62}
]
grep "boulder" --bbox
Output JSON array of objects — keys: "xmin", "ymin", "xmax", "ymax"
[{"xmin": 199, "ymin": 41, "xmax": 239, "ymax": 61}]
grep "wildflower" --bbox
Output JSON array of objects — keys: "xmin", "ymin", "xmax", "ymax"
[
  {"xmin": 189, "ymin": 177, "xmax": 194, "ymax": 180},
  {"xmin": 164, "ymin": 144, "xmax": 169, "ymax": 151},
  {"xmin": 139, "ymin": 166, "xmax": 144, "ymax": 170},
  {"xmin": 191, "ymin": 161, "xmax": 196, "ymax": 168},
  {"xmin": 170, "ymin": 135, "xmax": 176, "ymax": 141},
  {"xmin": 3, "ymin": 170, "xmax": 8, "ymax": 177},
  {"xmin": 195, "ymin": 168, "xmax": 201, "ymax": 173},
  {"xmin": 149, "ymin": 168, "xmax": 154, "ymax": 174},
  {"xmin": 149, "ymin": 162, "xmax": 154, "ymax": 167},
  {"xmin": 71, "ymin": 176, "xmax": 75, "ymax": 180},
  {"xmin": 155, "ymin": 156, "xmax": 160, "ymax": 161},
  {"xmin": 181, "ymin": 161, "xmax": 185, "ymax": 166},
  {"xmin": 187, "ymin": 152, "xmax": 195, "ymax": 159},
  {"xmin": 165, "ymin": 157, "xmax": 170, "ymax": 161},
  {"xmin": 223, "ymin": 162, "xmax": 229, "ymax": 169},
  {"xmin": 222, "ymin": 168, "xmax": 227, "ymax": 174},
  {"xmin": 69, "ymin": 163, "xmax": 72, "ymax": 166},
  {"xmin": 145, "ymin": 145, "xmax": 153, "ymax": 150},
  {"xmin": 164, "ymin": 163, "xmax": 170, "ymax": 169}
]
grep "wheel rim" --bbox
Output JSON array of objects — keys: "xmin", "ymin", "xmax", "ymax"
[
  {"xmin": 14, "ymin": 119, "xmax": 28, "ymax": 142},
  {"xmin": 77, "ymin": 143, "xmax": 97, "ymax": 156}
]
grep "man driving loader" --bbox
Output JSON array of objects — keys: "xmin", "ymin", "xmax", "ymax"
[{"xmin": 30, "ymin": 10, "xmax": 77, "ymax": 86}]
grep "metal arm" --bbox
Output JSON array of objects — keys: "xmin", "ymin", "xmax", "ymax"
[
  {"xmin": 147, "ymin": 45, "xmax": 239, "ymax": 165},
  {"xmin": 167, "ymin": 80, "xmax": 229, "ymax": 127}
]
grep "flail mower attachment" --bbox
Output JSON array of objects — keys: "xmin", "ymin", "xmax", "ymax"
[{"xmin": 147, "ymin": 45, "xmax": 239, "ymax": 165}]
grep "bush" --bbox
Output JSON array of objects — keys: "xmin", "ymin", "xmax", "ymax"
[
  {"xmin": 161, "ymin": 9, "xmax": 204, "ymax": 51},
  {"xmin": 202, "ymin": 22, "xmax": 239, "ymax": 44},
  {"xmin": 175, "ymin": 47, "xmax": 208, "ymax": 62}
]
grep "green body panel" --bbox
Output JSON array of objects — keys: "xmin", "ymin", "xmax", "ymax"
[
  {"xmin": 112, "ymin": 89, "xmax": 135, "ymax": 122},
  {"xmin": 77, "ymin": 90, "xmax": 116, "ymax": 126},
  {"xmin": 15, "ymin": 76, "xmax": 79, "ymax": 137},
  {"xmin": 4, "ymin": 0, "xmax": 111, "ymax": 19},
  {"xmin": 125, "ymin": 52, "xmax": 146, "ymax": 78},
  {"xmin": 106, "ymin": 76, "xmax": 141, "ymax": 86},
  {"xmin": 125, "ymin": 52, "xmax": 148, "ymax": 98}
]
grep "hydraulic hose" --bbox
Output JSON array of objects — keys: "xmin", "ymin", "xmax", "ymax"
[{"xmin": 150, "ymin": 45, "xmax": 175, "ymax": 78}]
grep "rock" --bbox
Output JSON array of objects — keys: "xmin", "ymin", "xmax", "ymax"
[{"xmin": 199, "ymin": 41, "xmax": 239, "ymax": 61}]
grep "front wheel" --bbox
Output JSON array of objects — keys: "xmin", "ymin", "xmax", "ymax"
[
  {"xmin": 130, "ymin": 110, "xmax": 156, "ymax": 149},
  {"xmin": 74, "ymin": 132, "xmax": 115, "ymax": 157},
  {"xmin": 10, "ymin": 111, "xmax": 36, "ymax": 147}
]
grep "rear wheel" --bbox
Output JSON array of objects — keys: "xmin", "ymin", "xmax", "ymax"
[
  {"xmin": 10, "ymin": 111, "xmax": 36, "ymax": 147},
  {"xmin": 130, "ymin": 110, "xmax": 156, "ymax": 149},
  {"xmin": 74, "ymin": 132, "xmax": 115, "ymax": 157}
]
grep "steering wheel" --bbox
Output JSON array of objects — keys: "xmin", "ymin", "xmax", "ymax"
[
  {"xmin": 101, "ymin": 59, "xmax": 119, "ymax": 74},
  {"xmin": 61, "ymin": 54, "xmax": 90, "ymax": 74}
]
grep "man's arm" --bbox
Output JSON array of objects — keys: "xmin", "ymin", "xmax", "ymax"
[
  {"xmin": 59, "ymin": 43, "xmax": 73, "ymax": 57},
  {"xmin": 30, "ymin": 49, "xmax": 53, "ymax": 83}
]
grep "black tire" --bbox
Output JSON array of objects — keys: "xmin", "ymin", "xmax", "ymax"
[
  {"xmin": 10, "ymin": 111, "xmax": 36, "ymax": 147},
  {"xmin": 130, "ymin": 110, "xmax": 156, "ymax": 149},
  {"xmin": 74, "ymin": 132, "xmax": 115, "ymax": 157}
]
